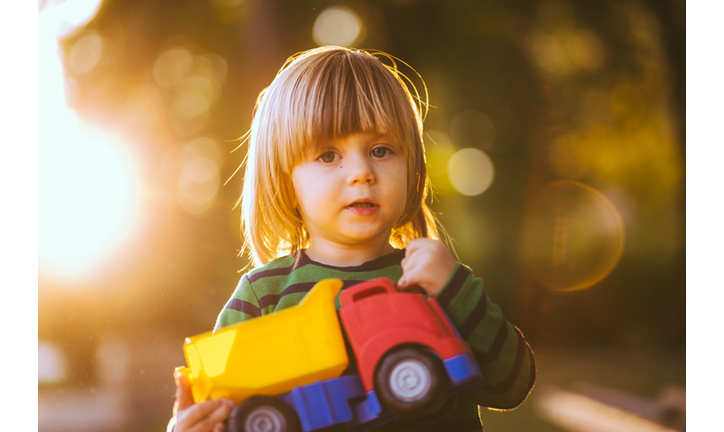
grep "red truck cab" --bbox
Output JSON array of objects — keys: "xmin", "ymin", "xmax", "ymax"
[{"xmin": 339, "ymin": 278, "xmax": 483, "ymax": 420}]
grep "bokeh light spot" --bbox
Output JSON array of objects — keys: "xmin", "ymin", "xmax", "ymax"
[
  {"xmin": 157, "ymin": 51, "xmax": 228, "ymax": 137},
  {"xmin": 447, "ymin": 148, "xmax": 495, "ymax": 196},
  {"xmin": 193, "ymin": 54, "xmax": 228, "ymax": 90},
  {"xmin": 182, "ymin": 76, "xmax": 214, "ymax": 100},
  {"xmin": 162, "ymin": 137, "xmax": 222, "ymax": 216},
  {"xmin": 567, "ymin": 28, "xmax": 606, "ymax": 71},
  {"xmin": 312, "ymin": 6, "xmax": 363, "ymax": 47},
  {"xmin": 39, "ymin": 341, "xmax": 68, "ymax": 384},
  {"xmin": 153, "ymin": 47, "xmax": 193, "ymax": 87},
  {"xmin": 168, "ymin": 110, "xmax": 209, "ymax": 137},
  {"xmin": 526, "ymin": 29, "xmax": 573, "ymax": 74},
  {"xmin": 69, "ymin": 32, "xmax": 103, "ymax": 75},
  {"xmin": 172, "ymin": 90, "xmax": 210, "ymax": 119},
  {"xmin": 177, "ymin": 158, "xmax": 220, "ymax": 215},
  {"xmin": 524, "ymin": 180, "xmax": 625, "ymax": 291}
]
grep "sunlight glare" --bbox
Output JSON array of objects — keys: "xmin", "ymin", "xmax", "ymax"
[
  {"xmin": 41, "ymin": 0, "xmax": 104, "ymax": 37},
  {"xmin": 39, "ymin": 0, "xmax": 143, "ymax": 281},
  {"xmin": 40, "ymin": 122, "xmax": 141, "ymax": 279}
]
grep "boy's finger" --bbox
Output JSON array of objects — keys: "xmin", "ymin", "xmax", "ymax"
[
  {"xmin": 397, "ymin": 271, "xmax": 418, "ymax": 289},
  {"xmin": 180, "ymin": 399, "xmax": 227, "ymax": 429},
  {"xmin": 174, "ymin": 372, "xmax": 195, "ymax": 412},
  {"xmin": 401, "ymin": 250, "xmax": 424, "ymax": 270},
  {"xmin": 405, "ymin": 238, "xmax": 424, "ymax": 257},
  {"xmin": 205, "ymin": 401, "xmax": 233, "ymax": 426},
  {"xmin": 188, "ymin": 400, "xmax": 234, "ymax": 432}
]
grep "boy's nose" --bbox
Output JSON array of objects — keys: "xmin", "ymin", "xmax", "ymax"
[{"xmin": 347, "ymin": 157, "xmax": 375, "ymax": 185}]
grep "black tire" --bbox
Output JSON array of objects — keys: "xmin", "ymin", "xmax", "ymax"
[
  {"xmin": 374, "ymin": 346, "xmax": 451, "ymax": 420},
  {"xmin": 226, "ymin": 395, "xmax": 301, "ymax": 432}
]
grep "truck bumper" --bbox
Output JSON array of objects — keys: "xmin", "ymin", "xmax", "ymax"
[
  {"xmin": 444, "ymin": 353, "xmax": 486, "ymax": 392},
  {"xmin": 281, "ymin": 375, "xmax": 386, "ymax": 432}
]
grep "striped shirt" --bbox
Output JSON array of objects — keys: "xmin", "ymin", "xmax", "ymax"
[{"xmin": 215, "ymin": 250, "xmax": 535, "ymax": 431}]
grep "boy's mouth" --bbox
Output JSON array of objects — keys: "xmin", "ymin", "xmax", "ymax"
[
  {"xmin": 345, "ymin": 200, "xmax": 379, "ymax": 214},
  {"xmin": 346, "ymin": 199, "xmax": 377, "ymax": 208},
  {"xmin": 347, "ymin": 202, "xmax": 375, "ymax": 208}
]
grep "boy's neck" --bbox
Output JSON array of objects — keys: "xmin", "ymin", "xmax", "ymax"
[{"xmin": 305, "ymin": 239, "xmax": 395, "ymax": 267}]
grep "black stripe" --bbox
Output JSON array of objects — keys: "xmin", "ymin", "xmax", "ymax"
[
  {"xmin": 474, "ymin": 321, "xmax": 508, "ymax": 365},
  {"xmin": 340, "ymin": 279, "xmax": 387, "ymax": 290},
  {"xmin": 253, "ymin": 278, "xmax": 387, "ymax": 311},
  {"xmin": 257, "ymin": 281, "xmax": 317, "ymax": 309},
  {"xmin": 256, "ymin": 279, "xmax": 382, "ymax": 310},
  {"xmin": 479, "ymin": 326, "xmax": 526, "ymax": 394},
  {"xmin": 436, "ymin": 265, "xmax": 470, "ymax": 307},
  {"xmin": 249, "ymin": 249, "xmax": 405, "ymax": 284},
  {"xmin": 297, "ymin": 249, "xmax": 405, "ymax": 272},
  {"xmin": 457, "ymin": 292, "xmax": 488, "ymax": 339},
  {"xmin": 248, "ymin": 260, "xmax": 296, "ymax": 283},
  {"xmin": 225, "ymin": 299, "xmax": 261, "ymax": 318}
]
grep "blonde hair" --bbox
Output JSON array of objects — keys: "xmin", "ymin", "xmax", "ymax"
[{"xmin": 238, "ymin": 46, "xmax": 443, "ymax": 266}]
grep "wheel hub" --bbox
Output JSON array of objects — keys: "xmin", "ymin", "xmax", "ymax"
[
  {"xmin": 245, "ymin": 406, "xmax": 285, "ymax": 432},
  {"xmin": 389, "ymin": 359, "xmax": 432, "ymax": 401}
]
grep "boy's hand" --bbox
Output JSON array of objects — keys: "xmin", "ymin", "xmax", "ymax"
[
  {"xmin": 398, "ymin": 238, "xmax": 457, "ymax": 297},
  {"xmin": 171, "ymin": 371, "xmax": 234, "ymax": 432}
]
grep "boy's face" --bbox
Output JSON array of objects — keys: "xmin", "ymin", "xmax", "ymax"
[{"xmin": 292, "ymin": 132, "xmax": 408, "ymax": 254}]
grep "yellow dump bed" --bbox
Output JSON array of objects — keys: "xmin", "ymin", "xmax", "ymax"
[{"xmin": 178, "ymin": 279, "xmax": 349, "ymax": 403}]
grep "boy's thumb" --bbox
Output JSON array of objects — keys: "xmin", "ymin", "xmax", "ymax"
[
  {"xmin": 174, "ymin": 368, "xmax": 195, "ymax": 411},
  {"xmin": 397, "ymin": 274, "xmax": 412, "ymax": 289}
]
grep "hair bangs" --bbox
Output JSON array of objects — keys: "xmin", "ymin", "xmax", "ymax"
[{"xmin": 282, "ymin": 49, "xmax": 421, "ymax": 162}]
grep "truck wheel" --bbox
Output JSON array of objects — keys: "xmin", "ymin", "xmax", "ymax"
[
  {"xmin": 227, "ymin": 396, "xmax": 300, "ymax": 432},
  {"xmin": 374, "ymin": 346, "xmax": 451, "ymax": 420}
]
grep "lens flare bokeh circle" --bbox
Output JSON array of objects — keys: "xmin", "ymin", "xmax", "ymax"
[{"xmin": 524, "ymin": 180, "xmax": 625, "ymax": 291}]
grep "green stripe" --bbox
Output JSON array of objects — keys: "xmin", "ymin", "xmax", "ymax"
[
  {"xmin": 466, "ymin": 302, "xmax": 505, "ymax": 354},
  {"xmin": 444, "ymin": 276, "xmax": 485, "ymax": 332}
]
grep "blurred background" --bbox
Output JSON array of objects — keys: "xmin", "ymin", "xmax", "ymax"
[{"xmin": 37, "ymin": 0, "xmax": 686, "ymax": 430}]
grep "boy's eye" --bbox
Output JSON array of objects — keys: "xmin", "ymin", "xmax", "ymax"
[
  {"xmin": 371, "ymin": 147, "xmax": 390, "ymax": 158},
  {"xmin": 318, "ymin": 151, "xmax": 337, "ymax": 163}
]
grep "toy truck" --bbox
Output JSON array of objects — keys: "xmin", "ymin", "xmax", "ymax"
[{"xmin": 176, "ymin": 278, "xmax": 485, "ymax": 432}]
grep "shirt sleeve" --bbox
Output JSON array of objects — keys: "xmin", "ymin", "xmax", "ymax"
[
  {"xmin": 435, "ymin": 264, "xmax": 536, "ymax": 409},
  {"xmin": 213, "ymin": 274, "xmax": 262, "ymax": 332}
]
